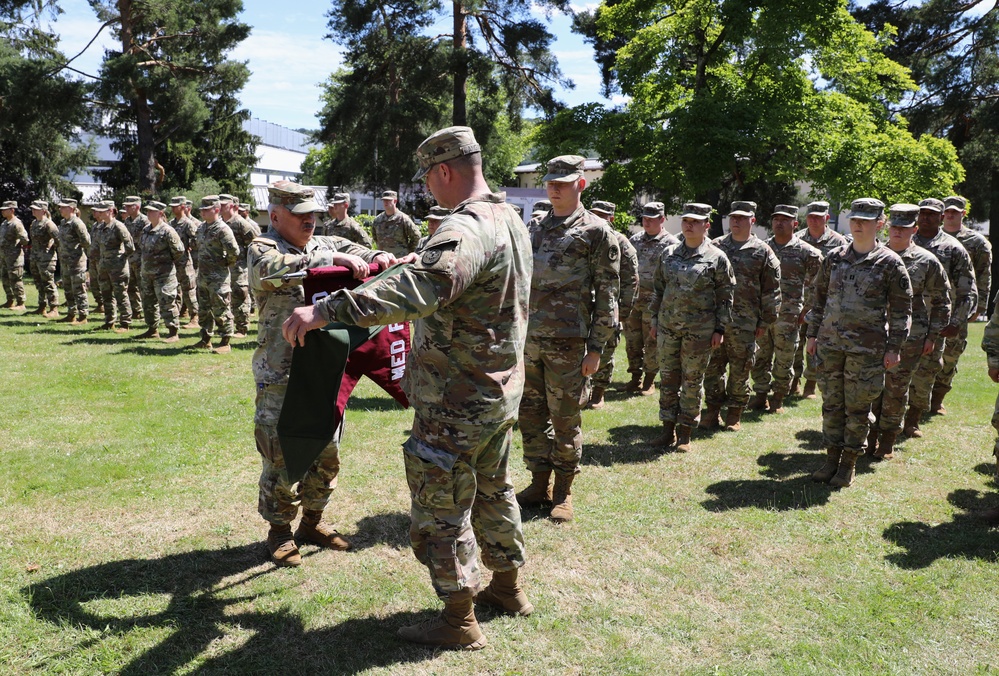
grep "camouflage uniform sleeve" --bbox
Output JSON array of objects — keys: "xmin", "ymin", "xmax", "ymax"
[
  {"xmin": 714, "ymin": 254, "xmax": 736, "ymax": 331},
  {"xmin": 802, "ymin": 247, "xmax": 823, "ymax": 312},
  {"xmin": 319, "ymin": 221, "xmax": 484, "ymax": 327},
  {"xmin": 222, "ymin": 228, "xmax": 239, "ymax": 267},
  {"xmin": 925, "ymin": 257, "xmax": 952, "ymax": 344},
  {"xmin": 619, "ymin": 238, "xmax": 639, "ymax": 321},
  {"xmin": 404, "ymin": 214, "xmax": 421, "ymax": 252},
  {"xmin": 118, "ymin": 223, "xmax": 135, "ymax": 256},
  {"xmin": 950, "ymin": 247, "xmax": 978, "ymax": 325},
  {"xmin": 886, "ymin": 257, "xmax": 912, "ymax": 352},
  {"xmin": 16, "ymin": 222, "xmax": 29, "ymax": 247},
  {"xmin": 983, "ymin": 311, "xmax": 999, "ymax": 370},
  {"xmin": 76, "ymin": 219, "xmax": 91, "ymax": 250},
  {"xmin": 973, "ymin": 237, "xmax": 993, "ymax": 315},
  {"xmin": 168, "ymin": 228, "xmax": 185, "ymax": 264},
  {"xmin": 650, "ymin": 254, "xmax": 666, "ymax": 331},
  {"xmin": 806, "ymin": 256, "xmax": 831, "ymax": 339},
  {"xmin": 249, "ymin": 238, "xmax": 341, "ymax": 292},
  {"xmin": 326, "ymin": 236, "xmax": 383, "ymax": 263},
  {"xmin": 587, "ymin": 226, "xmax": 621, "ymax": 354},
  {"xmin": 759, "ymin": 246, "xmax": 782, "ymax": 328},
  {"xmin": 88, "ymin": 230, "xmax": 100, "ymax": 259},
  {"xmin": 356, "ymin": 222, "xmax": 374, "ymax": 248}
]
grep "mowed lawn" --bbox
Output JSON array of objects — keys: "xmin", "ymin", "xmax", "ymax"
[{"xmin": 1, "ymin": 286, "xmax": 998, "ymax": 675}]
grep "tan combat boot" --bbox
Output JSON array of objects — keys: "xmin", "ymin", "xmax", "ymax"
[
  {"xmin": 830, "ymin": 450, "xmax": 860, "ymax": 488},
  {"xmin": 802, "ymin": 379, "xmax": 817, "ymax": 399},
  {"xmin": 136, "ymin": 326, "xmax": 159, "ymax": 339},
  {"xmin": 267, "ymin": 523, "xmax": 302, "ymax": 567},
  {"xmin": 185, "ymin": 318, "xmax": 201, "ymax": 330},
  {"xmin": 162, "ymin": 326, "xmax": 180, "ymax": 343},
  {"xmin": 866, "ymin": 426, "xmax": 879, "ymax": 457},
  {"xmin": 675, "ymin": 424, "xmax": 692, "ymax": 453},
  {"xmin": 812, "ymin": 447, "xmax": 842, "ymax": 483},
  {"xmin": 698, "ymin": 406, "xmax": 720, "ymax": 430},
  {"xmin": 749, "ymin": 392, "xmax": 768, "ymax": 411},
  {"xmin": 70, "ymin": 316, "xmax": 88, "ymax": 325},
  {"xmin": 874, "ymin": 431, "xmax": 896, "ymax": 460},
  {"xmin": 516, "ymin": 470, "xmax": 552, "ymax": 507},
  {"xmin": 622, "ymin": 372, "xmax": 642, "ymax": 393},
  {"xmin": 114, "ymin": 323, "xmax": 130, "ymax": 334},
  {"xmin": 397, "ymin": 589, "xmax": 486, "ymax": 650},
  {"xmin": 550, "ymin": 473, "xmax": 575, "ymax": 523},
  {"xmin": 43, "ymin": 309, "xmax": 60, "ymax": 318},
  {"xmin": 32, "ymin": 306, "xmax": 46, "ymax": 315},
  {"xmin": 97, "ymin": 321, "xmax": 114, "ymax": 331},
  {"xmin": 193, "ymin": 330, "xmax": 212, "ymax": 349},
  {"xmin": 57, "ymin": 313, "xmax": 75, "ymax": 323},
  {"xmin": 903, "ymin": 407, "xmax": 923, "ymax": 438},
  {"xmin": 213, "ymin": 335, "xmax": 232, "ymax": 354},
  {"xmin": 768, "ymin": 394, "xmax": 785, "ymax": 414},
  {"xmin": 930, "ymin": 389, "xmax": 947, "ymax": 416},
  {"xmin": 724, "ymin": 407, "xmax": 744, "ymax": 432},
  {"xmin": 653, "ymin": 421, "xmax": 676, "ymax": 448},
  {"xmin": 295, "ymin": 509, "xmax": 351, "ymax": 550},
  {"xmin": 640, "ymin": 371, "xmax": 657, "ymax": 395},
  {"xmin": 587, "ymin": 387, "xmax": 606, "ymax": 410},
  {"xmin": 474, "ymin": 569, "xmax": 534, "ymax": 616}
]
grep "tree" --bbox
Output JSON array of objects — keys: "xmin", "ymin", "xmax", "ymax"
[
  {"xmin": 87, "ymin": 0, "xmax": 257, "ymax": 197},
  {"xmin": 0, "ymin": 1, "xmax": 94, "ymax": 207}
]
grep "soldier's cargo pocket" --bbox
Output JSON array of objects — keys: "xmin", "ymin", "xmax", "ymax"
[{"xmin": 404, "ymin": 438, "xmax": 458, "ymax": 511}]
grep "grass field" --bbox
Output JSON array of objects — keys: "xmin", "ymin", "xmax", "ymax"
[{"xmin": 1, "ymin": 287, "xmax": 998, "ymax": 675}]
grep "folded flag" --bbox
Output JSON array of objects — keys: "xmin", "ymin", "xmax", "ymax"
[{"xmin": 278, "ymin": 263, "xmax": 411, "ymax": 482}]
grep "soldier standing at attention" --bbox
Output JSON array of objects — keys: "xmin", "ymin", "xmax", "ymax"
[
  {"xmin": 624, "ymin": 201, "xmax": 679, "ymax": 395},
  {"xmin": 751, "ymin": 205, "xmax": 822, "ymax": 413},
  {"xmin": 169, "ymin": 196, "xmax": 200, "ymax": 325},
  {"xmin": 516, "ymin": 155, "xmax": 620, "ymax": 523},
  {"xmin": 136, "ymin": 201, "xmax": 185, "ymax": 342},
  {"xmin": 219, "ymin": 194, "xmax": 260, "ymax": 337},
  {"xmin": 904, "ymin": 197, "xmax": 977, "ymax": 438},
  {"xmin": 121, "ymin": 196, "xmax": 149, "ymax": 321},
  {"xmin": 238, "ymin": 202, "xmax": 251, "ymax": 220},
  {"xmin": 372, "ymin": 189, "xmax": 421, "ymax": 256},
  {"xmin": 588, "ymin": 200, "xmax": 639, "ymax": 409},
  {"xmin": 322, "ymin": 192, "xmax": 373, "ymax": 247},
  {"xmin": 89, "ymin": 200, "xmax": 134, "ymax": 332},
  {"xmin": 193, "ymin": 196, "xmax": 239, "ymax": 353},
  {"xmin": 807, "ymin": 198, "xmax": 912, "ymax": 488},
  {"xmin": 702, "ymin": 201, "xmax": 781, "ymax": 432},
  {"xmin": 28, "ymin": 200, "xmax": 60, "ymax": 317},
  {"xmin": 650, "ymin": 203, "xmax": 735, "ymax": 452},
  {"xmin": 56, "ymin": 199, "xmax": 91, "ymax": 324},
  {"xmin": 934, "ymin": 195, "xmax": 992, "ymax": 413},
  {"xmin": 0, "ymin": 200, "xmax": 29, "ymax": 310},
  {"xmin": 249, "ymin": 181, "xmax": 396, "ymax": 568},
  {"xmin": 284, "ymin": 126, "xmax": 534, "ymax": 650},
  {"xmin": 415, "ymin": 205, "xmax": 449, "ymax": 251},
  {"xmin": 870, "ymin": 204, "xmax": 950, "ymax": 460},
  {"xmin": 796, "ymin": 201, "xmax": 848, "ymax": 398}
]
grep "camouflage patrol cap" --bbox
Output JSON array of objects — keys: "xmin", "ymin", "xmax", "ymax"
[
  {"xmin": 30, "ymin": 200, "xmax": 48, "ymax": 210},
  {"xmin": 412, "ymin": 126, "xmax": 482, "ymax": 181},
  {"xmin": 169, "ymin": 196, "xmax": 187, "ymax": 207},
  {"xmin": 680, "ymin": 203, "xmax": 713, "ymax": 220},
  {"xmin": 239, "ymin": 202, "xmax": 250, "ymax": 210},
  {"xmin": 943, "ymin": 195, "xmax": 967, "ymax": 212},
  {"xmin": 329, "ymin": 192, "xmax": 350, "ymax": 205},
  {"xmin": 200, "ymin": 195, "xmax": 221, "ymax": 210},
  {"xmin": 532, "ymin": 200, "xmax": 552, "ymax": 213},
  {"xmin": 591, "ymin": 200, "xmax": 616, "ymax": 217},
  {"xmin": 805, "ymin": 201, "xmax": 830, "ymax": 215},
  {"xmin": 847, "ymin": 198, "xmax": 885, "ymax": 220},
  {"xmin": 185, "ymin": 199, "xmax": 193, "ymax": 207},
  {"xmin": 542, "ymin": 155, "xmax": 586, "ymax": 183},
  {"xmin": 888, "ymin": 203, "xmax": 919, "ymax": 228},
  {"xmin": 122, "ymin": 195, "xmax": 141, "ymax": 206},
  {"xmin": 641, "ymin": 201, "xmax": 665, "ymax": 218},
  {"xmin": 268, "ymin": 180, "xmax": 318, "ymax": 214},
  {"xmin": 771, "ymin": 204, "xmax": 798, "ymax": 218},
  {"xmin": 218, "ymin": 194, "xmax": 236, "ymax": 205},
  {"xmin": 58, "ymin": 198, "xmax": 78, "ymax": 208},
  {"xmin": 91, "ymin": 200, "xmax": 114, "ymax": 212},
  {"xmin": 381, "ymin": 190, "xmax": 398, "ymax": 200},
  {"xmin": 144, "ymin": 200, "xmax": 167, "ymax": 212},
  {"xmin": 728, "ymin": 201, "xmax": 757, "ymax": 217},
  {"xmin": 427, "ymin": 206, "xmax": 450, "ymax": 220},
  {"xmin": 512, "ymin": 204, "xmax": 523, "ymax": 216},
  {"xmin": 918, "ymin": 198, "xmax": 944, "ymax": 213},
  {"xmin": 1, "ymin": 200, "xmax": 16, "ymax": 210}
]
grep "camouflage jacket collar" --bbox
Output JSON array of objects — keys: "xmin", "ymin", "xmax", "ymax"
[
  {"xmin": 451, "ymin": 191, "xmax": 507, "ymax": 212},
  {"xmin": 541, "ymin": 204, "xmax": 589, "ymax": 231},
  {"xmin": 677, "ymin": 238, "xmax": 713, "ymax": 259}
]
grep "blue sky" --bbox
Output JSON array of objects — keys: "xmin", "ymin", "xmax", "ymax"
[{"xmin": 49, "ymin": 0, "xmax": 616, "ymax": 131}]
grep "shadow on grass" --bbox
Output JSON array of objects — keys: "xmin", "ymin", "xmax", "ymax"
[
  {"xmin": 794, "ymin": 429, "xmax": 826, "ymax": 451},
  {"xmin": 350, "ymin": 511, "xmax": 411, "ymax": 551},
  {"xmin": 582, "ymin": 424, "xmax": 673, "ymax": 466},
  {"xmin": 22, "ymin": 541, "xmax": 434, "ymax": 674},
  {"xmin": 883, "ymin": 488, "xmax": 999, "ymax": 569},
  {"xmin": 701, "ymin": 451, "xmax": 835, "ymax": 512}
]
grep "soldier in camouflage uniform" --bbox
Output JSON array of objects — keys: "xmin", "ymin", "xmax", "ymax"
[
  {"xmin": 220, "ymin": 194, "xmax": 260, "ymax": 336},
  {"xmin": 238, "ymin": 202, "xmax": 251, "ymax": 219},
  {"xmin": 28, "ymin": 201, "xmax": 60, "ymax": 316},
  {"xmin": 169, "ymin": 196, "xmax": 200, "ymax": 325},
  {"xmin": 796, "ymin": 201, "xmax": 849, "ymax": 398},
  {"xmin": 320, "ymin": 192, "xmax": 373, "ymax": 247},
  {"xmin": 194, "ymin": 196, "xmax": 239, "ymax": 353},
  {"xmin": 136, "ymin": 202, "xmax": 185, "ymax": 342},
  {"xmin": 702, "ymin": 201, "xmax": 781, "ymax": 432},
  {"xmin": 904, "ymin": 197, "xmax": 977, "ymax": 438},
  {"xmin": 934, "ymin": 195, "xmax": 992, "ymax": 413},
  {"xmin": 284, "ymin": 126, "xmax": 533, "ymax": 651},
  {"xmin": 870, "ymin": 204, "xmax": 951, "ymax": 460},
  {"xmin": 86, "ymin": 211, "xmax": 104, "ymax": 317},
  {"xmin": 372, "ymin": 190, "xmax": 421, "ymax": 256},
  {"xmin": 588, "ymin": 200, "xmax": 639, "ymax": 409},
  {"xmin": 650, "ymin": 203, "xmax": 735, "ymax": 453},
  {"xmin": 249, "ymin": 181, "xmax": 396, "ymax": 568},
  {"xmin": 516, "ymin": 155, "xmax": 620, "ymax": 524},
  {"xmin": 751, "ymin": 205, "xmax": 822, "ymax": 413},
  {"xmin": 982, "ymin": 310, "xmax": 999, "ymax": 486},
  {"xmin": 415, "ymin": 205, "xmax": 449, "ymax": 251},
  {"xmin": 121, "ymin": 196, "xmax": 149, "ymax": 321},
  {"xmin": 88, "ymin": 200, "xmax": 134, "ymax": 331},
  {"xmin": 807, "ymin": 198, "xmax": 912, "ymax": 488},
  {"xmin": 0, "ymin": 201, "xmax": 29, "ymax": 310},
  {"xmin": 56, "ymin": 199, "xmax": 91, "ymax": 324},
  {"xmin": 624, "ymin": 201, "xmax": 679, "ymax": 395}
]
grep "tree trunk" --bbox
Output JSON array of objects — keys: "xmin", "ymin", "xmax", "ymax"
[
  {"xmin": 119, "ymin": 0, "xmax": 157, "ymax": 194},
  {"xmin": 452, "ymin": 1, "xmax": 467, "ymax": 126}
]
